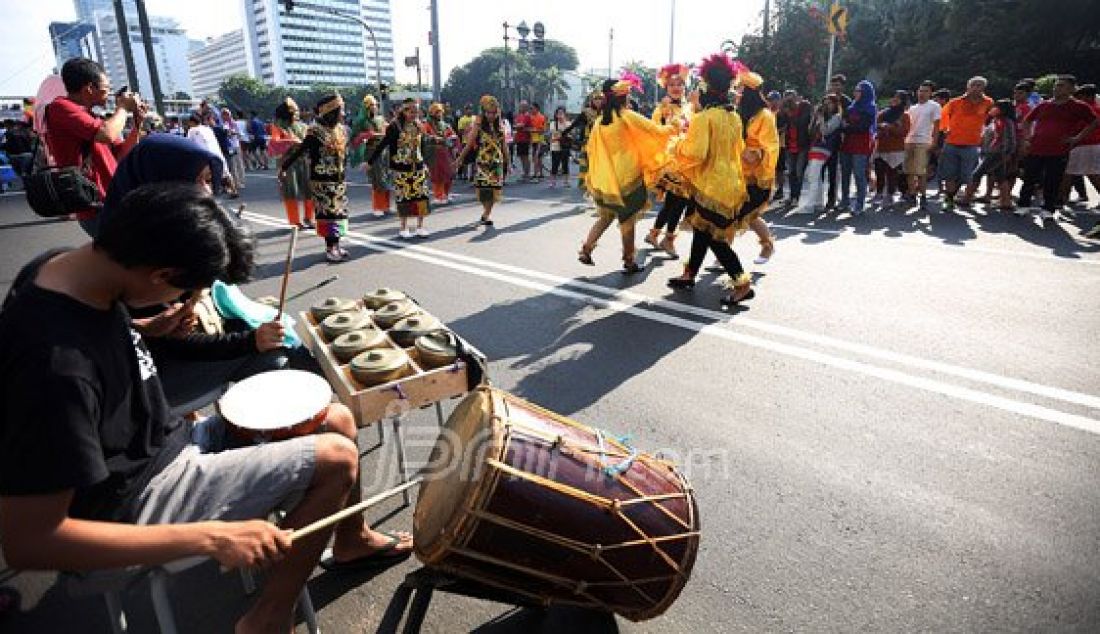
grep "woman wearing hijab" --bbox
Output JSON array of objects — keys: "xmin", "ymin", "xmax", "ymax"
[
  {"xmin": 102, "ymin": 133, "xmax": 321, "ymax": 418},
  {"xmin": 839, "ymin": 79, "xmax": 877, "ymax": 215}
]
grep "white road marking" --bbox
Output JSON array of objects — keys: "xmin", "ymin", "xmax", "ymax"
[
  {"xmin": 244, "ymin": 211, "xmax": 1100, "ymax": 436},
  {"xmin": 247, "ymin": 175, "xmax": 1099, "ymax": 265}
]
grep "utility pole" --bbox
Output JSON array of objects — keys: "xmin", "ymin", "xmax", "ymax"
[
  {"xmin": 112, "ymin": 0, "xmax": 139, "ymax": 93},
  {"xmin": 608, "ymin": 28, "xmax": 613, "ymax": 78},
  {"xmin": 414, "ymin": 46, "xmax": 423, "ymax": 92},
  {"xmin": 763, "ymin": 0, "xmax": 771, "ymax": 51},
  {"xmin": 429, "ymin": 0, "xmax": 441, "ymax": 101},
  {"xmin": 668, "ymin": 0, "xmax": 675, "ymax": 64},
  {"xmin": 502, "ymin": 22, "xmax": 510, "ymax": 113},
  {"xmin": 133, "ymin": 0, "xmax": 164, "ymax": 115}
]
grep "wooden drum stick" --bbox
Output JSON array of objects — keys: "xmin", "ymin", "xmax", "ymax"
[
  {"xmin": 274, "ymin": 226, "xmax": 299, "ymax": 321},
  {"xmin": 290, "ymin": 477, "xmax": 423, "ymax": 543}
]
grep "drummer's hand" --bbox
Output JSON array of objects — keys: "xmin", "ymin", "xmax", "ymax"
[
  {"xmin": 133, "ymin": 301, "xmax": 195, "ymax": 339},
  {"xmin": 203, "ymin": 520, "xmax": 292, "ymax": 570},
  {"xmin": 254, "ymin": 321, "xmax": 285, "ymax": 352}
]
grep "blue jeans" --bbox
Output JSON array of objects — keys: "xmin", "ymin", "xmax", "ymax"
[{"xmin": 840, "ymin": 153, "xmax": 870, "ymax": 212}]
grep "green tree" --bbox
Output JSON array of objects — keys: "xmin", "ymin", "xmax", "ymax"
[
  {"xmin": 442, "ymin": 40, "xmax": 580, "ymax": 113},
  {"xmin": 737, "ymin": 0, "xmax": 1100, "ymax": 100}
]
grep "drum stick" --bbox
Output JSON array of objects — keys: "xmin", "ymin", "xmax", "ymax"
[
  {"xmin": 285, "ymin": 274, "xmax": 340, "ymax": 303},
  {"xmin": 290, "ymin": 477, "xmax": 422, "ymax": 543},
  {"xmin": 274, "ymin": 226, "xmax": 299, "ymax": 321}
]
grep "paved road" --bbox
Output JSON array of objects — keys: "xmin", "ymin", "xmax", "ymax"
[{"xmin": 1, "ymin": 171, "xmax": 1099, "ymax": 633}]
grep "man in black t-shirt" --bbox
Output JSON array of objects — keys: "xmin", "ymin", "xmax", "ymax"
[{"xmin": 0, "ymin": 184, "xmax": 410, "ymax": 633}]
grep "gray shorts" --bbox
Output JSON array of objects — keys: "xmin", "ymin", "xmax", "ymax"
[
  {"xmin": 134, "ymin": 416, "xmax": 317, "ymax": 525},
  {"xmin": 938, "ymin": 144, "xmax": 980, "ymax": 184}
]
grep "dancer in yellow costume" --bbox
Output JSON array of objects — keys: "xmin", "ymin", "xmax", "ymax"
[
  {"xmin": 579, "ymin": 77, "xmax": 674, "ymax": 274},
  {"xmin": 735, "ymin": 70, "xmax": 781, "ymax": 265},
  {"xmin": 645, "ymin": 62, "xmax": 694, "ymax": 258},
  {"xmin": 665, "ymin": 54, "xmax": 761, "ymax": 306}
]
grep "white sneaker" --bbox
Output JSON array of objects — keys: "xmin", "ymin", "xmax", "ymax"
[
  {"xmin": 325, "ymin": 249, "xmax": 343, "ymax": 262},
  {"xmin": 1039, "ymin": 210, "xmax": 1054, "ymax": 222},
  {"xmin": 372, "ymin": 210, "xmax": 385, "ymax": 218},
  {"xmin": 1013, "ymin": 207, "xmax": 1029, "ymax": 217},
  {"xmin": 398, "ymin": 229, "xmax": 413, "ymax": 239},
  {"xmin": 415, "ymin": 227, "xmax": 430, "ymax": 237}
]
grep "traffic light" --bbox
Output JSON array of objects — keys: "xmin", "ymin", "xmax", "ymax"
[
  {"xmin": 379, "ymin": 83, "xmax": 389, "ymax": 99},
  {"xmin": 283, "ymin": 0, "xmax": 293, "ymax": 12},
  {"xmin": 532, "ymin": 38, "xmax": 545, "ymax": 53}
]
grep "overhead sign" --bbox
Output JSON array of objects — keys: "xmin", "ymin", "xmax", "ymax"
[{"xmin": 828, "ymin": 3, "xmax": 848, "ymax": 36}]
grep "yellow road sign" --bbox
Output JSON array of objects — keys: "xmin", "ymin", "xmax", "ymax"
[{"xmin": 828, "ymin": 3, "xmax": 848, "ymax": 36}]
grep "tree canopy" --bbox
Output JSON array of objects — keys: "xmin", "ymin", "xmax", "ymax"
[
  {"xmin": 737, "ymin": 0, "xmax": 1100, "ymax": 99},
  {"xmin": 442, "ymin": 40, "xmax": 578, "ymax": 112}
]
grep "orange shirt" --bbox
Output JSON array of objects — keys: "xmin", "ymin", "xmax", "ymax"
[
  {"xmin": 530, "ymin": 113, "xmax": 547, "ymax": 143},
  {"xmin": 940, "ymin": 95, "xmax": 993, "ymax": 146}
]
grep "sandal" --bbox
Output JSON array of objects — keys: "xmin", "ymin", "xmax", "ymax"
[
  {"xmin": 320, "ymin": 531, "xmax": 412, "ymax": 573},
  {"xmin": 720, "ymin": 287, "xmax": 756, "ymax": 306}
]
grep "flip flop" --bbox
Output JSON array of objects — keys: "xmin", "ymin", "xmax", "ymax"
[{"xmin": 319, "ymin": 531, "xmax": 412, "ymax": 572}]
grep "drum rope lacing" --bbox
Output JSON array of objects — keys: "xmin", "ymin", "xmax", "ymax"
[{"xmin": 594, "ymin": 428, "xmax": 639, "ymax": 478}]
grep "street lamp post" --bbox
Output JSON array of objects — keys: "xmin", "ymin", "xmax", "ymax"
[
  {"xmin": 321, "ymin": 7, "xmax": 384, "ymax": 102},
  {"xmin": 501, "ymin": 20, "xmax": 546, "ymax": 113}
]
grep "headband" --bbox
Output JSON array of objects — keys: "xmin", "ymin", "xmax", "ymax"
[{"xmin": 317, "ymin": 95, "xmax": 344, "ymax": 117}]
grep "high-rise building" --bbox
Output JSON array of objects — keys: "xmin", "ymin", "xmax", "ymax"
[
  {"xmin": 242, "ymin": 0, "xmax": 395, "ymax": 89},
  {"xmin": 188, "ymin": 30, "xmax": 255, "ymax": 100},
  {"xmin": 94, "ymin": 11, "xmax": 194, "ymax": 97},
  {"xmin": 49, "ymin": 21, "xmax": 99, "ymax": 69},
  {"xmin": 73, "ymin": 0, "xmax": 113, "ymax": 24}
]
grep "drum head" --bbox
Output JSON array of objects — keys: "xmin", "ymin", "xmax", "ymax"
[
  {"xmin": 218, "ymin": 370, "xmax": 332, "ymax": 431},
  {"xmin": 414, "ymin": 387, "xmax": 502, "ymax": 562}
]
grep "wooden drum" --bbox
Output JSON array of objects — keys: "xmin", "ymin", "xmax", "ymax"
[
  {"xmin": 414, "ymin": 387, "xmax": 699, "ymax": 621},
  {"xmin": 217, "ymin": 370, "xmax": 332, "ymax": 443}
]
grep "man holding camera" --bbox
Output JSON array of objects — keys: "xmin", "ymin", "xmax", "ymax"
[{"xmin": 45, "ymin": 57, "xmax": 147, "ymax": 236}]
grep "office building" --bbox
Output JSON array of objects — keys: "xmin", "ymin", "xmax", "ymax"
[{"xmin": 188, "ymin": 30, "xmax": 255, "ymax": 99}]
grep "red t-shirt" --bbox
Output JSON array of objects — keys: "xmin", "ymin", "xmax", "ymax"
[
  {"xmin": 1025, "ymin": 98, "xmax": 1098, "ymax": 156},
  {"xmin": 44, "ymin": 97, "xmax": 123, "ymax": 217},
  {"xmin": 513, "ymin": 113, "xmax": 532, "ymax": 143},
  {"xmin": 1084, "ymin": 102, "xmax": 1100, "ymax": 146}
]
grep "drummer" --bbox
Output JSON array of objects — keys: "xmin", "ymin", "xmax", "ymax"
[{"xmin": 0, "ymin": 183, "xmax": 411, "ymax": 634}]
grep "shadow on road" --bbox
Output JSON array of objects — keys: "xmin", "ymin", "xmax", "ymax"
[{"xmin": 448, "ymin": 282, "xmax": 698, "ymax": 417}]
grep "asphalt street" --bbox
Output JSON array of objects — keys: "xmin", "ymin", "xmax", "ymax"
[{"xmin": 1, "ymin": 168, "xmax": 1098, "ymax": 633}]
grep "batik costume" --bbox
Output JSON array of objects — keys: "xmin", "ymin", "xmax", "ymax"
[
  {"xmin": 422, "ymin": 103, "xmax": 457, "ymax": 203},
  {"xmin": 368, "ymin": 112, "xmax": 430, "ymax": 218},
  {"xmin": 471, "ymin": 95, "xmax": 507, "ymax": 206},
  {"xmin": 267, "ymin": 98, "xmax": 315, "ymax": 226},
  {"xmin": 281, "ymin": 98, "xmax": 350, "ymax": 246},
  {"xmin": 350, "ymin": 95, "xmax": 391, "ymax": 213}
]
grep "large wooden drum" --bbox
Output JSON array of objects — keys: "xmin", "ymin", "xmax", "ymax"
[{"xmin": 414, "ymin": 387, "xmax": 699, "ymax": 621}]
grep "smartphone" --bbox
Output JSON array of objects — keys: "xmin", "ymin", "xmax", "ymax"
[{"xmin": 116, "ymin": 86, "xmax": 129, "ymax": 97}]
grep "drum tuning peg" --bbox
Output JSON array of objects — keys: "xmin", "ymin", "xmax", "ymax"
[
  {"xmin": 551, "ymin": 435, "xmax": 564, "ymax": 450},
  {"xmin": 590, "ymin": 544, "xmax": 603, "ymax": 560},
  {"xmin": 573, "ymin": 581, "xmax": 588, "ymax": 595}
]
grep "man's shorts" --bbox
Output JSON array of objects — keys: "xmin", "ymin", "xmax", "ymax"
[
  {"xmin": 133, "ymin": 416, "xmax": 316, "ymax": 525},
  {"xmin": 937, "ymin": 144, "xmax": 980, "ymax": 184},
  {"xmin": 514, "ymin": 141, "xmax": 531, "ymax": 158},
  {"xmin": 904, "ymin": 143, "xmax": 931, "ymax": 176}
]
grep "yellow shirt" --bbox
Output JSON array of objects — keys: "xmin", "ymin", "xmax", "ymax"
[
  {"xmin": 741, "ymin": 109, "xmax": 780, "ymax": 188},
  {"xmin": 672, "ymin": 105, "xmax": 747, "ymax": 218},
  {"xmin": 585, "ymin": 109, "xmax": 674, "ymax": 218},
  {"xmin": 651, "ymin": 99, "xmax": 693, "ymax": 131}
]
